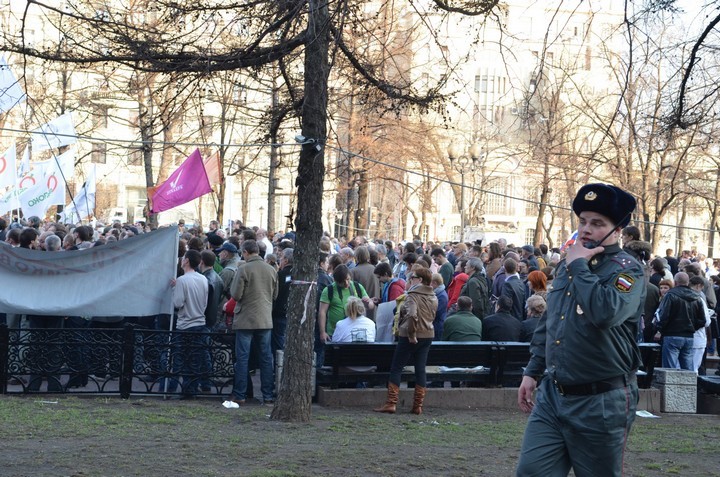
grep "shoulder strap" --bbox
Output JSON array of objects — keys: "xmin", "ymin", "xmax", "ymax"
[{"xmin": 353, "ymin": 281, "xmax": 362, "ymax": 296}]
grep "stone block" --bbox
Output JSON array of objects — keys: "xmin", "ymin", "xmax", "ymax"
[
  {"xmin": 653, "ymin": 368, "xmax": 697, "ymax": 413},
  {"xmin": 316, "ymin": 387, "xmax": 662, "ymax": 412},
  {"xmin": 653, "ymin": 368, "xmax": 697, "ymax": 386}
]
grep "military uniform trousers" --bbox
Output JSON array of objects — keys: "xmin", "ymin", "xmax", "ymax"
[{"xmin": 516, "ymin": 376, "xmax": 638, "ymax": 477}]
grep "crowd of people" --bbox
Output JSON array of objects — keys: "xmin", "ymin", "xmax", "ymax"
[
  {"xmin": 0, "ymin": 208, "xmax": 718, "ymax": 402},
  {"xmin": 6, "ymin": 182, "xmax": 715, "ymax": 476}
]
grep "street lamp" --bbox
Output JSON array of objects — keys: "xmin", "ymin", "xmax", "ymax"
[
  {"xmin": 448, "ymin": 142, "xmax": 483, "ymax": 242},
  {"xmin": 259, "ymin": 205, "xmax": 265, "ymax": 228}
]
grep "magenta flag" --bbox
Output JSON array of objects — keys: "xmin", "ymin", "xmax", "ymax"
[{"xmin": 150, "ymin": 148, "xmax": 212, "ymax": 213}]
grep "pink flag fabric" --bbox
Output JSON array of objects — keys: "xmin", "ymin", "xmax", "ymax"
[{"xmin": 150, "ymin": 148, "xmax": 212, "ymax": 213}]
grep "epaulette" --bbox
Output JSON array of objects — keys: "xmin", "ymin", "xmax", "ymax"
[{"xmin": 611, "ymin": 252, "xmax": 640, "ymax": 270}]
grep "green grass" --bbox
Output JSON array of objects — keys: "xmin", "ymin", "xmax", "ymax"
[{"xmin": 1, "ymin": 395, "xmax": 719, "ymax": 476}]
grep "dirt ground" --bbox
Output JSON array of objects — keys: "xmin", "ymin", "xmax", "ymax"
[{"xmin": 1, "ymin": 396, "xmax": 718, "ymax": 477}]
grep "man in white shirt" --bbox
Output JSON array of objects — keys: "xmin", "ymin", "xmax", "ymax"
[
  {"xmin": 170, "ymin": 249, "xmax": 209, "ymax": 398},
  {"xmin": 256, "ymin": 228, "xmax": 274, "ymax": 256}
]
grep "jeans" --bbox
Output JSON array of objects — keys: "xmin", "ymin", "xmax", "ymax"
[
  {"xmin": 171, "ymin": 325, "xmax": 209, "ymax": 395},
  {"xmin": 662, "ymin": 336, "xmax": 695, "ymax": 370},
  {"xmin": 232, "ymin": 329, "xmax": 274, "ymax": 401},
  {"xmin": 389, "ymin": 337, "xmax": 432, "ymax": 387}
]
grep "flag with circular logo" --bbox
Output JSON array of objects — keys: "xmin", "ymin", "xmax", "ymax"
[{"xmin": 0, "ymin": 142, "xmax": 16, "ymax": 189}]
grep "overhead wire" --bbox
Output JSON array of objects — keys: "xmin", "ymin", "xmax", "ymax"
[{"xmin": 0, "ymin": 125, "xmax": 717, "ymax": 236}]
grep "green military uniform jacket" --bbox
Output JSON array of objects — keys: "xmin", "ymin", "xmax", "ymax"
[{"xmin": 524, "ymin": 243, "xmax": 646, "ymax": 385}]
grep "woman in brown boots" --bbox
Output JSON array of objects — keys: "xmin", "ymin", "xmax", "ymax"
[{"xmin": 374, "ymin": 265, "xmax": 438, "ymax": 414}]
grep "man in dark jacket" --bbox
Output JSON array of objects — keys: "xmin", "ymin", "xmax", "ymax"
[
  {"xmin": 460, "ymin": 257, "xmax": 490, "ymax": 320},
  {"xmin": 655, "ymin": 272, "xmax": 707, "ymax": 370},
  {"xmin": 665, "ymin": 249, "xmax": 679, "ymax": 276},
  {"xmin": 272, "ymin": 248, "xmax": 293, "ymax": 363},
  {"xmin": 501, "ymin": 258, "xmax": 526, "ymax": 321},
  {"xmin": 482, "ymin": 296, "xmax": 522, "ymax": 341}
]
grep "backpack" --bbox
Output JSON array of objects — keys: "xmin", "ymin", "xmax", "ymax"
[{"xmin": 327, "ymin": 281, "xmax": 362, "ymax": 302}]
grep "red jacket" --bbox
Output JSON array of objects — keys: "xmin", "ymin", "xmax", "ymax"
[
  {"xmin": 387, "ymin": 279, "xmax": 406, "ymax": 302},
  {"xmin": 446, "ymin": 272, "xmax": 469, "ymax": 309}
]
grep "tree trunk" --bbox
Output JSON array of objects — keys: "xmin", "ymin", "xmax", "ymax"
[
  {"xmin": 533, "ymin": 161, "xmax": 550, "ymax": 246},
  {"xmin": 271, "ymin": 0, "xmax": 329, "ymax": 422},
  {"xmin": 357, "ymin": 170, "xmax": 369, "ymax": 234}
]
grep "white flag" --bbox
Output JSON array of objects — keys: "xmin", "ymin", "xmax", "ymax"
[
  {"xmin": 0, "ymin": 143, "xmax": 16, "ymax": 189},
  {"xmin": 45, "ymin": 150, "xmax": 75, "ymax": 205},
  {"xmin": 0, "ymin": 57, "xmax": 26, "ymax": 114},
  {"xmin": 31, "ymin": 113, "xmax": 77, "ymax": 151},
  {"xmin": 61, "ymin": 165, "xmax": 96, "ymax": 222},
  {"xmin": 17, "ymin": 149, "xmax": 74, "ymax": 218},
  {"xmin": 0, "ymin": 187, "xmax": 20, "ymax": 216},
  {"xmin": 16, "ymin": 146, "xmax": 29, "ymax": 180}
]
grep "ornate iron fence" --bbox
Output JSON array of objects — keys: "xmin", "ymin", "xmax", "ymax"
[{"xmin": 0, "ymin": 323, "xmax": 236, "ymax": 398}]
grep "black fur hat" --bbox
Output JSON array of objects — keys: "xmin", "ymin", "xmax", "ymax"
[{"xmin": 572, "ymin": 183, "xmax": 636, "ymax": 228}]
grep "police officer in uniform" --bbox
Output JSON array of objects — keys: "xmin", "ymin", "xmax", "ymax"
[{"xmin": 516, "ymin": 183, "xmax": 646, "ymax": 477}]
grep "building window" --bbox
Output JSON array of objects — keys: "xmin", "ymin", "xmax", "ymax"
[
  {"xmin": 452, "ymin": 225, "xmax": 461, "ymax": 241},
  {"xmin": 91, "ymin": 143, "xmax": 106, "ymax": 164},
  {"xmin": 585, "ymin": 46, "xmax": 592, "ymax": 71},
  {"xmin": 525, "ymin": 228, "xmax": 535, "ymax": 245},
  {"xmin": 93, "ymin": 105, "xmax": 109, "ymax": 129},
  {"xmin": 421, "ymin": 225, "xmax": 429, "ymax": 243},
  {"xmin": 481, "ymin": 75, "xmax": 488, "ymax": 93},
  {"xmin": 486, "ymin": 178, "xmax": 510, "ymax": 215},
  {"xmin": 526, "ymin": 187, "xmax": 540, "ymax": 215},
  {"xmin": 474, "ymin": 75, "xmax": 481, "ymax": 93}
]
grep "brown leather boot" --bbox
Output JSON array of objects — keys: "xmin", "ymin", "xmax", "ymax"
[
  {"xmin": 373, "ymin": 382, "xmax": 400, "ymax": 413},
  {"xmin": 411, "ymin": 385, "xmax": 426, "ymax": 415}
]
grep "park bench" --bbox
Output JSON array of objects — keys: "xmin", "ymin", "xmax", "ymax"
[
  {"xmin": 318, "ymin": 341, "xmax": 662, "ymax": 390},
  {"xmin": 317, "ymin": 341, "xmax": 529, "ymax": 389}
]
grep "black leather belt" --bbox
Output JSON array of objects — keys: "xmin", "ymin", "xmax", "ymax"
[{"xmin": 553, "ymin": 372, "xmax": 636, "ymax": 396}]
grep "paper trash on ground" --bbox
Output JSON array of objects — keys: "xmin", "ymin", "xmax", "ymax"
[{"xmin": 635, "ymin": 410, "xmax": 660, "ymax": 418}]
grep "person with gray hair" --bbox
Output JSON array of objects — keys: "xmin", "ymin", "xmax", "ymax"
[
  {"xmin": 44, "ymin": 234, "xmax": 62, "ymax": 252},
  {"xmin": 459, "ymin": 257, "xmax": 489, "ymax": 320},
  {"xmin": 375, "ymin": 243, "xmax": 388, "ymax": 264},
  {"xmin": 256, "ymin": 227, "xmax": 273, "ymax": 256},
  {"xmin": 339, "ymin": 246, "xmax": 356, "ymax": 269},
  {"xmin": 521, "ymin": 295, "xmax": 546, "ymax": 342}
]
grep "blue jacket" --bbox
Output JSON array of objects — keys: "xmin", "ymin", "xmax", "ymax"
[{"xmin": 433, "ymin": 286, "xmax": 449, "ymax": 339}]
